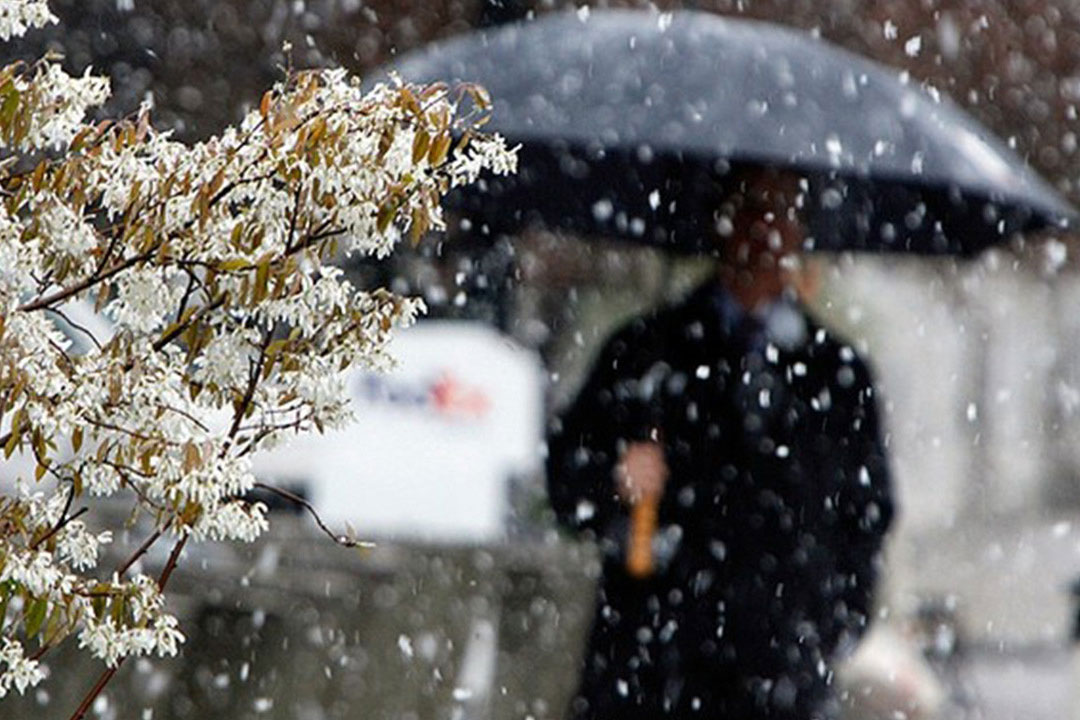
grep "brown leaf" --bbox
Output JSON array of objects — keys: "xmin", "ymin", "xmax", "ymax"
[
  {"xmin": 182, "ymin": 442, "xmax": 201, "ymax": 473},
  {"xmin": 94, "ymin": 282, "xmax": 110, "ymax": 312},
  {"xmin": 428, "ymin": 133, "xmax": 452, "ymax": 166}
]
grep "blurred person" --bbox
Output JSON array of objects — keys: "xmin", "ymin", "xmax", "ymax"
[{"xmin": 546, "ymin": 169, "xmax": 894, "ymax": 719}]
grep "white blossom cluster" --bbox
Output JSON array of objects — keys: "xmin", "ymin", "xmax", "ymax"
[
  {"xmin": 0, "ymin": 0, "xmax": 515, "ymax": 703},
  {"xmin": 77, "ymin": 575, "xmax": 183, "ymax": 667},
  {"xmin": 0, "ymin": 0, "xmax": 53, "ymax": 41},
  {"xmin": 0, "ymin": 640, "xmax": 45, "ymax": 698},
  {"xmin": 16, "ymin": 64, "xmax": 111, "ymax": 151}
]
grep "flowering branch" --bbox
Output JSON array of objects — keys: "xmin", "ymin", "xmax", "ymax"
[{"xmin": 0, "ymin": 0, "xmax": 517, "ymax": 710}]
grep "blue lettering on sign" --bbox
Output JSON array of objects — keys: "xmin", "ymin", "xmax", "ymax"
[{"xmin": 355, "ymin": 371, "xmax": 491, "ymax": 421}]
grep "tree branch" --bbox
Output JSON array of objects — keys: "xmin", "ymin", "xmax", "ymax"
[
  {"xmin": 18, "ymin": 249, "xmax": 155, "ymax": 313},
  {"xmin": 151, "ymin": 294, "xmax": 226, "ymax": 352},
  {"xmin": 223, "ymin": 330, "xmax": 272, "ymax": 448},
  {"xmin": 252, "ymin": 482, "xmax": 373, "ymax": 549},
  {"xmin": 114, "ymin": 527, "xmax": 163, "ymax": 577},
  {"xmin": 71, "ymin": 533, "xmax": 187, "ymax": 720},
  {"xmin": 156, "ymin": 403, "xmax": 211, "ymax": 434},
  {"xmin": 284, "ymin": 181, "xmax": 303, "ymax": 254},
  {"xmin": 69, "ymin": 665, "xmax": 119, "ymax": 720},
  {"xmin": 84, "ymin": 418, "xmax": 177, "ymax": 447},
  {"xmin": 157, "ymin": 533, "xmax": 188, "ymax": 591},
  {"xmin": 31, "ymin": 507, "xmax": 87, "ymax": 551},
  {"xmin": 45, "ymin": 307, "xmax": 104, "ymax": 352}
]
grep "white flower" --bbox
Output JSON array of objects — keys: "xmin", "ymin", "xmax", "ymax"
[
  {"xmin": 77, "ymin": 591, "xmax": 185, "ymax": 666},
  {"xmin": 20, "ymin": 483, "xmax": 67, "ymax": 529},
  {"xmin": 0, "ymin": 0, "xmax": 55, "ymax": 41},
  {"xmin": 0, "ymin": 550, "xmax": 66, "ymax": 597},
  {"xmin": 191, "ymin": 501, "xmax": 268, "ymax": 543},
  {"xmin": 56, "ymin": 522, "xmax": 112, "ymax": 571},
  {"xmin": 107, "ymin": 269, "xmax": 186, "ymax": 333},
  {"xmin": 150, "ymin": 614, "xmax": 184, "ymax": 657},
  {"xmin": 85, "ymin": 464, "xmax": 122, "ymax": 497},
  {"xmin": 0, "ymin": 639, "xmax": 46, "ymax": 696},
  {"xmin": 127, "ymin": 574, "xmax": 164, "ymax": 622},
  {"xmin": 12, "ymin": 64, "xmax": 110, "ymax": 151},
  {"xmin": 77, "ymin": 619, "xmax": 128, "ymax": 668},
  {"xmin": 193, "ymin": 331, "xmax": 260, "ymax": 389}
]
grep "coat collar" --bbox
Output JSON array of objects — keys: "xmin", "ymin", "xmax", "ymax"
[{"xmin": 682, "ymin": 281, "xmax": 810, "ymax": 350}]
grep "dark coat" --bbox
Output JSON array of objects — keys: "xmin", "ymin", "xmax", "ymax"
[{"xmin": 547, "ymin": 282, "xmax": 894, "ymax": 720}]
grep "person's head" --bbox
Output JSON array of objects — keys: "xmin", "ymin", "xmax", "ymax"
[{"xmin": 712, "ymin": 168, "xmax": 819, "ymax": 308}]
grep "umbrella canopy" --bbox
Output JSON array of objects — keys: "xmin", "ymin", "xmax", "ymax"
[{"xmin": 381, "ymin": 9, "xmax": 1075, "ymax": 256}]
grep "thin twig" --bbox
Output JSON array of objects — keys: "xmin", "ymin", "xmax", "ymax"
[
  {"xmin": 70, "ymin": 532, "xmax": 190, "ymax": 720},
  {"xmin": 45, "ymin": 337, "xmax": 75, "ymax": 370},
  {"xmin": 252, "ymin": 482, "xmax": 373, "ymax": 549},
  {"xmin": 69, "ymin": 665, "xmax": 119, "ymax": 720},
  {"xmin": 18, "ymin": 249, "xmax": 155, "ymax": 313},
  {"xmin": 31, "ymin": 508, "xmax": 87, "ymax": 551},
  {"xmin": 45, "ymin": 307, "xmax": 104, "ymax": 351},
  {"xmin": 285, "ymin": 227, "xmax": 347, "ymax": 259},
  {"xmin": 156, "ymin": 533, "xmax": 188, "ymax": 590},
  {"xmin": 156, "ymin": 403, "xmax": 211, "ymax": 434},
  {"xmin": 284, "ymin": 181, "xmax": 303, "ymax": 254},
  {"xmin": 84, "ymin": 418, "xmax": 177, "ymax": 447},
  {"xmin": 93, "ymin": 234, "xmax": 121, "ymax": 280},
  {"xmin": 114, "ymin": 527, "xmax": 162, "ymax": 577},
  {"xmin": 151, "ymin": 294, "xmax": 226, "ymax": 352},
  {"xmin": 223, "ymin": 330, "xmax": 272, "ymax": 448},
  {"xmin": 70, "ymin": 526, "xmax": 189, "ymax": 720},
  {"xmin": 28, "ymin": 434, "xmax": 68, "ymax": 485},
  {"xmin": 28, "ymin": 641, "xmax": 54, "ymax": 662},
  {"xmin": 113, "ymin": 469, "xmax": 166, "ymax": 513},
  {"xmin": 175, "ymin": 270, "xmax": 199, "ymax": 323}
]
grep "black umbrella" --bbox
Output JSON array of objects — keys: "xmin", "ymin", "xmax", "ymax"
[{"xmin": 382, "ymin": 9, "xmax": 1075, "ymax": 256}]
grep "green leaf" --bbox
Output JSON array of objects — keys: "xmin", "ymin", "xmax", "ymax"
[
  {"xmin": 218, "ymin": 258, "xmax": 251, "ymax": 272},
  {"xmin": 42, "ymin": 602, "xmax": 64, "ymax": 646},
  {"xmin": 0, "ymin": 585, "xmax": 11, "ymax": 633},
  {"xmin": 230, "ymin": 222, "xmax": 245, "ymax": 248},
  {"xmin": 109, "ymin": 595, "xmax": 126, "ymax": 626},
  {"xmin": 376, "ymin": 201, "xmax": 395, "ymax": 235},
  {"xmin": 4, "ymin": 409, "xmax": 23, "ymax": 458},
  {"xmin": 0, "ymin": 84, "xmax": 20, "ymax": 131},
  {"xmin": 24, "ymin": 597, "xmax": 47, "ymax": 639}
]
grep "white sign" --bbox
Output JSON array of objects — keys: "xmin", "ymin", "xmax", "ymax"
[{"xmin": 250, "ymin": 321, "xmax": 544, "ymax": 543}]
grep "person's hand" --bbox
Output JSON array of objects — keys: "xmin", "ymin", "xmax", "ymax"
[{"xmin": 614, "ymin": 441, "xmax": 669, "ymax": 505}]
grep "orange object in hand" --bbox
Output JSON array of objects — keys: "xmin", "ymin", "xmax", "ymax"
[{"xmin": 626, "ymin": 490, "xmax": 659, "ymax": 579}]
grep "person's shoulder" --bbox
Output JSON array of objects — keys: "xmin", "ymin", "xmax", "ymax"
[
  {"xmin": 802, "ymin": 312, "xmax": 876, "ymax": 381},
  {"xmin": 601, "ymin": 285, "xmax": 710, "ymax": 351},
  {"xmin": 596, "ymin": 307, "xmax": 667, "ymax": 365}
]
